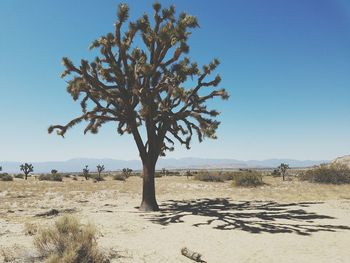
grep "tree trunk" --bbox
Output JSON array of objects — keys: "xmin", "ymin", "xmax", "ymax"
[
  {"xmin": 139, "ymin": 161, "xmax": 159, "ymax": 211},
  {"xmin": 25, "ymin": 174, "xmax": 28, "ymax": 180}
]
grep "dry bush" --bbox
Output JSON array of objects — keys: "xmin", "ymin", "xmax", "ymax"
[
  {"xmin": 34, "ymin": 215, "xmax": 107, "ymax": 263},
  {"xmin": 233, "ymin": 171, "xmax": 264, "ymax": 187},
  {"xmin": 113, "ymin": 174, "xmax": 126, "ymax": 181},
  {"xmin": 14, "ymin": 173, "xmax": 24, "ymax": 179},
  {"xmin": 90, "ymin": 174, "xmax": 105, "ymax": 181},
  {"xmin": 218, "ymin": 172, "xmax": 235, "ymax": 181},
  {"xmin": 0, "ymin": 173, "xmax": 13, "ymax": 181},
  {"xmin": 299, "ymin": 164, "xmax": 350, "ymax": 184},
  {"xmin": 38, "ymin": 174, "xmax": 63, "ymax": 182},
  {"xmin": 154, "ymin": 172, "xmax": 163, "ymax": 178},
  {"xmin": 194, "ymin": 171, "xmax": 224, "ymax": 182}
]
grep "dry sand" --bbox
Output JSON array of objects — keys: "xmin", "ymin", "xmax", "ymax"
[{"xmin": 1, "ymin": 176, "xmax": 350, "ymax": 262}]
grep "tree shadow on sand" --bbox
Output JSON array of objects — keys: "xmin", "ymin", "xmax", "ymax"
[{"xmin": 143, "ymin": 198, "xmax": 350, "ymax": 236}]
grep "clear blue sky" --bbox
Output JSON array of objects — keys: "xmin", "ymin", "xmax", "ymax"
[{"xmin": 0, "ymin": 0, "xmax": 349, "ymax": 162}]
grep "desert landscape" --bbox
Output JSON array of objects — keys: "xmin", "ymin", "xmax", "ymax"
[
  {"xmin": 1, "ymin": 0, "xmax": 350, "ymax": 262},
  {"xmin": 1, "ymin": 169, "xmax": 350, "ymax": 262}
]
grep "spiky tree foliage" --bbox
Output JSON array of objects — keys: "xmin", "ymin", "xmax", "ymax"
[
  {"xmin": 48, "ymin": 3, "xmax": 229, "ymax": 211},
  {"xmin": 51, "ymin": 169, "xmax": 58, "ymax": 175},
  {"xmin": 20, "ymin": 163, "xmax": 34, "ymax": 180},
  {"xmin": 96, "ymin": 164, "xmax": 105, "ymax": 181},
  {"xmin": 122, "ymin": 168, "xmax": 133, "ymax": 178},
  {"xmin": 278, "ymin": 163, "xmax": 290, "ymax": 181},
  {"xmin": 83, "ymin": 165, "xmax": 90, "ymax": 180}
]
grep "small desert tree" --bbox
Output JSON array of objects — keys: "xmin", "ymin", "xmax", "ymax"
[
  {"xmin": 96, "ymin": 164, "xmax": 105, "ymax": 180},
  {"xmin": 161, "ymin": 168, "xmax": 168, "ymax": 176},
  {"xmin": 278, "ymin": 163, "xmax": 290, "ymax": 181},
  {"xmin": 48, "ymin": 3, "xmax": 228, "ymax": 211},
  {"xmin": 122, "ymin": 168, "xmax": 133, "ymax": 178},
  {"xmin": 83, "ymin": 165, "xmax": 90, "ymax": 180},
  {"xmin": 51, "ymin": 169, "xmax": 58, "ymax": 175},
  {"xmin": 20, "ymin": 163, "xmax": 34, "ymax": 180}
]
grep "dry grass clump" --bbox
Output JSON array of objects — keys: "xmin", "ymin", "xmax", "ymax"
[
  {"xmin": 299, "ymin": 164, "xmax": 350, "ymax": 184},
  {"xmin": 233, "ymin": 171, "xmax": 264, "ymax": 187},
  {"xmin": 0, "ymin": 248, "xmax": 15, "ymax": 262},
  {"xmin": 34, "ymin": 215, "xmax": 107, "ymax": 263},
  {"xmin": 24, "ymin": 222, "xmax": 38, "ymax": 235},
  {"xmin": 39, "ymin": 174, "xmax": 63, "ymax": 182},
  {"xmin": 14, "ymin": 173, "xmax": 24, "ymax": 179},
  {"xmin": 0, "ymin": 173, "xmax": 13, "ymax": 181},
  {"xmin": 113, "ymin": 173, "xmax": 126, "ymax": 181},
  {"xmin": 90, "ymin": 174, "xmax": 105, "ymax": 182},
  {"xmin": 193, "ymin": 171, "xmax": 224, "ymax": 182}
]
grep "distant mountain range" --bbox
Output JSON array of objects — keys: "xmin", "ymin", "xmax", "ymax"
[{"xmin": 0, "ymin": 158, "xmax": 328, "ymax": 173}]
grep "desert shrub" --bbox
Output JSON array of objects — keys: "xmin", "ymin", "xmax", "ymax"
[
  {"xmin": 34, "ymin": 215, "xmax": 107, "ymax": 263},
  {"xmin": 233, "ymin": 171, "xmax": 263, "ymax": 187},
  {"xmin": 113, "ymin": 174, "xmax": 126, "ymax": 181},
  {"xmin": 90, "ymin": 173, "xmax": 105, "ymax": 181},
  {"xmin": 14, "ymin": 174, "xmax": 24, "ymax": 179},
  {"xmin": 0, "ymin": 173, "xmax": 8, "ymax": 178},
  {"xmin": 0, "ymin": 173, "xmax": 13, "ymax": 181},
  {"xmin": 38, "ymin": 174, "xmax": 63, "ymax": 182},
  {"xmin": 219, "ymin": 172, "xmax": 235, "ymax": 181},
  {"xmin": 271, "ymin": 169, "xmax": 281, "ymax": 177},
  {"xmin": 169, "ymin": 171, "xmax": 181, "ymax": 176},
  {"xmin": 299, "ymin": 164, "xmax": 350, "ymax": 184},
  {"xmin": 72, "ymin": 176, "xmax": 78, "ymax": 181},
  {"xmin": 194, "ymin": 171, "xmax": 224, "ymax": 182},
  {"xmin": 154, "ymin": 172, "xmax": 162, "ymax": 178}
]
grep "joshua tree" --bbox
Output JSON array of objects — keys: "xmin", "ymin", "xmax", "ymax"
[
  {"xmin": 122, "ymin": 168, "xmax": 133, "ymax": 178},
  {"xmin": 0, "ymin": 166, "xmax": 2, "ymax": 172},
  {"xmin": 161, "ymin": 168, "xmax": 168, "ymax": 176},
  {"xmin": 278, "ymin": 163, "xmax": 290, "ymax": 181},
  {"xmin": 51, "ymin": 169, "xmax": 58, "ymax": 175},
  {"xmin": 96, "ymin": 164, "xmax": 105, "ymax": 180},
  {"xmin": 186, "ymin": 170, "xmax": 192, "ymax": 179},
  {"xmin": 48, "ymin": 3, "xmax": 229, "ymax": 211},
  {"xmin": 20, "ymin": 163, "xmax": 34, "ymax": 180},
  {"xmin": 83, "ymin": 165, "xmax": 90, "ymax": 180}
]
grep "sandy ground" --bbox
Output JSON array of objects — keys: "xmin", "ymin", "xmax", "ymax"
[{"xmin": 1, "ymin": 176, "xmax": 350, "ymax": 262}]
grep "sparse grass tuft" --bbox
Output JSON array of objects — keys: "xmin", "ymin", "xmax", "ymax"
[
  {"xmin": 233, "ymin": 171, "xmax": 264, "ymax": 187},
  {"xmin": 0, "ymin": 248, "xmax": 15, "ymax": 262},
  {"xmin": 34, "ymin": 215, "xmax": 107, "ymax": 263},
  {"xmin": 299, "ymin": 164, "xmax": 350, "ymax": 184},
  {"xmin": 24, "ymin": 222, "xmax": 38, "ymax": 235}
]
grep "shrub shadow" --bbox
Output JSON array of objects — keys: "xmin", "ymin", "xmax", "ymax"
[{"xmin": 145, "ymin": 198, "xmax": 350, "ymax": 235}]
